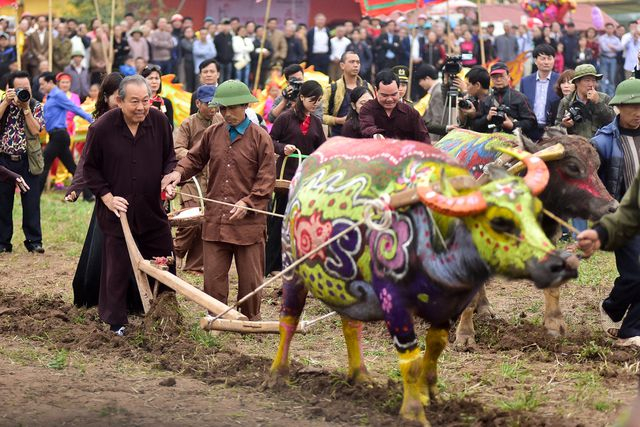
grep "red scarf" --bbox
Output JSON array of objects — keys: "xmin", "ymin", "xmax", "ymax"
[{"xmin": 300, "ymin": 115, "xmax": 311, "ymax": 135}]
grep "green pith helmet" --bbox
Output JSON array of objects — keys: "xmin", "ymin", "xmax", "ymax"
[
  {"xmin": 209, "ymin": 80, "xmax": 258, "ymax": 107},
  {"xmin": 609, "ymin": 79, "xmax": 640, "ymax": 106},
  {"xmin": 570, "ymin": 64, "xmax": 603, "ymax": 83}
]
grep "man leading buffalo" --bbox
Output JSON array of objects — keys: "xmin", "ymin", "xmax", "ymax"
[{"xmin": 162, "ymin": 80, "xmax": 275, "ymax": 321}]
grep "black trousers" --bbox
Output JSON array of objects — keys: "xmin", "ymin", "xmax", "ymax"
[
  {"xmin": 0, "ymin": 153, "xmax": 42, "ymax": 251},
  {"xmin": 73, "ymin": 206, "xmax": 141, "ymax": 312},
  {"xmin": 100, "ymin": 225, "xmax": 174, "ymax": 326},
  {"xmin": 603, "ymin": 235, "xmax": 640, "ymax": 338},
  {"xmin": 39, "ymin": 129, "xmax": 76, "ymax": 193},
  {"xmin": 265, "ymin": 191, "xmax": 288, "ymax": 275},
  {"xmin": 309, "ymin": 53, "xmax": 330, "ymax": 75}
]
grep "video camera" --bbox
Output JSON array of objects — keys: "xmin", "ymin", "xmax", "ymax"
[
  {"xmin": 443, "ymin": 53, "xmax": 473, "ymax": 79},
  {"xmin": 282, "ymin": 78, "xmax": 303, "ymax": 101}
]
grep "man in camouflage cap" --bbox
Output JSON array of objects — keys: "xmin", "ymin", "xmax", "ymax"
[{"xmin": 585, "ymin": 78, "xmax": 640, "ymax": 346}]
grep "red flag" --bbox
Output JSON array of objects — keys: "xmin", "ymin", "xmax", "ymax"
[
  {"xmin": 0, "ymin": 0, "xmax": 16, "ymax": 6},
  {"xmin": 359, "ymin": 0, "xmax": 419, "ymax": 17}
]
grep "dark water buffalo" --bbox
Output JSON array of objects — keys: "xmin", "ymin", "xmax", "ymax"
[{"xmin": 436, "ymin": 128, "xmax": 616, "ymax": 346}]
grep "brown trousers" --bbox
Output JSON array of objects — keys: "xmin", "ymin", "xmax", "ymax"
[
  {"xmin": 100, "ymin": 226, "xmax": 173, "ymax": 326},
  {"xmin": 173, "ymin": 183, "xmax": 204, "ymax": 271},
  {"xmin": 203, "ymin": 240, "xmax": 264, "ymax": 320}
]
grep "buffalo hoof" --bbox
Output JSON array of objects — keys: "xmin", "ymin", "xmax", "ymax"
[
  {"xmin": 348, "ymin": 369, "xmax": 374, "ymax": 386},
  {"xmin": 544, "ymin": 316, "xmax": 566, "ymax": 337},
  {"xmin": 452, "ymin": 334, "xmax": 477, "ymax": 352},
  {"xmin": 400, "ymin": 400, "xmax": 430, "ymax": 427},
  {"xmin": 262, "ymin": 368, "xmax": 289, "ymax": 391},
  {"xmin": 476, "ymin": 303, "xmax": 495, "ymax": 319}
]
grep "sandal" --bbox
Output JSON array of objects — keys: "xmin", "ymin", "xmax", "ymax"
[
  {"xmin": 600, "ymin": 302, "xmax": 622, "ymax": 338},
  {"xmin": 615, "ymin": 336, "xmax": 640, "ymax": 348}
]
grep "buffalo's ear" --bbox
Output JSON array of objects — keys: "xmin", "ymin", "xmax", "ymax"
[
  {"xmin": 486, "ymin": 163, "xmax": 510, "ymax": 181},
  {"xmin": 542, "ymin": 126, "xmax": 567, "ymax": 142},
  {"xmin": 518, "ymin": 129, "xmax": 539, "ymax": 153}
]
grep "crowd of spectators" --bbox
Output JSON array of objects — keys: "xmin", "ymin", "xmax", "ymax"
[{"xmin": 0, "ymin": 12, "xmax": 636, "ymax": 99}]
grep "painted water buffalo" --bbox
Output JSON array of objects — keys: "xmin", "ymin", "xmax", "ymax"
[
  {"xmin": 267, "ymin": 137, "xmax": 578, "ymax": 425},
  {"xmin": 435, "ymin": 128, "xmax": 616, "ymax": 346}
]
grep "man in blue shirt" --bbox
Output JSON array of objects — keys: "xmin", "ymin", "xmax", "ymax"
[
  {"xmin": 520, "ymin": 44, "xmax": 560, "ymax": 142},
  {"xmin": 38, "ymin": 71, "xmax": 93, "ymax": 193}
]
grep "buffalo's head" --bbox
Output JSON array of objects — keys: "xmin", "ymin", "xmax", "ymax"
[
  {"xmin": 417, "ymin": 150, "xmax": 578, "ymax": 288},
  {"xmin": 519, "ymin": 128, "xmax": 617, "ymax": 221}
]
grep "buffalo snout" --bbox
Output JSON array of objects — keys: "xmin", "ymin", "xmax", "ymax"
[{"xmin": 526, "ymin": 250, "xmax": 579, "ymax": 289}]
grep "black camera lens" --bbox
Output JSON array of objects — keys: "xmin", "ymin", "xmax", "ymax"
[
  {"xmin": 458, "ymin": 99, "xmax": 473, "ymax": 109},
  {"xmin": 15, "ymin": 88, "xmax": 30, "ymax": 102}
]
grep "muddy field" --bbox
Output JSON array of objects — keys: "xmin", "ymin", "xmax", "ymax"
[{"xmin": 1, "ymin": 194, "xmax": 639, "ymax": 426}]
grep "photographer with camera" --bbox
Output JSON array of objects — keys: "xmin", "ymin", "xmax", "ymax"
[
  {"xmin": 267, "ymin": 64, "xmax": 322, "ymax": 124},
  {"xmin": 456, "ymin": 66, "xmax": 491, "ymax": 130},
  {"xmin": 0, "ymin": 71, "xmax": 45, "ymax": 254},
  {"xmin": 555, "ymin": 64, "xmax": 615, "ymax": 140},
  {"xmin": 323, "ymin": 51, "xmax": 373, "ymax": 136},
  {"xmin": 471, "ymin": 62, "xmax": 537, "ymax": 138}
]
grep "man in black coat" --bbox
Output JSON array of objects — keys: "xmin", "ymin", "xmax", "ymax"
[
  {"xmin": 472, "ymin": 62, "xmax": 537, "ymax": 139},
  {"xmin": 283, "ymin": 24, "xmax": 304, "ymax": 68},
  {"xmin": 306, "ymin": 13, "xmax": 331, "ymax": 74},
  {"xmin": 374, "ymin": 21, "xmax": 402, "ymax": 72},
  {"xmin": 214, "ymin": 19, "xmax": 235, "ymax": 82},
  {"xmin": 83, "ymin": 75, "xmax": 176, "ymax": 336}
]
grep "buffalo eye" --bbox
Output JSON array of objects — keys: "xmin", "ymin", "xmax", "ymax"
[
  {"xmin": 490, "ymin": 217, "xmax": 517, "ymax": 234},
  {"xmin": 564, "ymin": 162, "xmax": 581, "ymax": 176}
]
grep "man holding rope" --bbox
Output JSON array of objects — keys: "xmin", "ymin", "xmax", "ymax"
[{"xmin": 162, "ymin": 80, "xmax": 275, "ymax": 321}]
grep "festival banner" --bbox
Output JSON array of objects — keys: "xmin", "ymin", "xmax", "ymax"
[
  {"xmin": 482, "ymin": 51, "xmax": 529, "ymax": 88},
  {"xmin": 423, "ymin": 0, "xmax": 448, "ymax": 6},
  {"xmin": 359, "ymin": 0, "xmax": 419, "ymax": 17}
]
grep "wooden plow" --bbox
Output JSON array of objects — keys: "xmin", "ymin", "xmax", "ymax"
[{"xmin": 119, "ymin": 212, "xmax": 328, "ymax": 334}]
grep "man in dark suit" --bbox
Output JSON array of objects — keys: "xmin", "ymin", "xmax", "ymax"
[
  {"xmin": 520, "ymin": 44, "xmax": 560, "ymax": 141},
  {"xmin": 374, "ymin": 21, "xmax": 401, "ymax": 72},
  {"xmin": 306, "ymin": 13, "xmax": 331, "ymax": 75}
]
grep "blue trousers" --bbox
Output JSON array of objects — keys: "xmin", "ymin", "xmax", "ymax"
[
  {"xmin": 603, "ymin": 235, "xmax": 640, "ymax": 338},
  {"xmin": 600, "ymin": 56, "xmax": 617, "ymax": 97},
  {"xmin": 236, "ymin": 64, "xmax": 250, "ymax": 86},
  {"xmin": 0, "ymin": 153, "xmax": 42, "ymax": 251}
]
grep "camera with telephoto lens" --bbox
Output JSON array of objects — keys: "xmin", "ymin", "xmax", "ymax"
[
  {"xmin": 457, "ymin": 97, "xmax": 475, "ymax": 110},
  {"xmin": 567, "ymin": 101, "xmax": 584, "ymax": 123},
  {"xmin": 15, "ymin": 88, "xmax": 30, "ymax": 103},
  {"xmin": 283, "ymin": 78, "xmax": 303, "ymax": 101}
]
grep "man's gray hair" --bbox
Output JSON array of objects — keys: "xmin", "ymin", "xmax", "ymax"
[{"xmin": 118, "ymin": 74, "xmax": 151, "ymax": 100}]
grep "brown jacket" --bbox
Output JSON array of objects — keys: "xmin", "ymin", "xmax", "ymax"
[
  {"xmin": 268, "ymin": 29, "xmax": 287, "ymax": 65},
  {"xmin": 173, "ymin": 111, "xmax": 223, "ymax": 203},
  {"xmin": 23, "ymin": 30, "xmax": 49, "ymax": 66},
  {"xmin": 175, "ymin": 119, "xmax": 276, "ymax": 245},
  {"xmin": 89, "ymin": 39, "xmax": 108, "ymax": 73}
]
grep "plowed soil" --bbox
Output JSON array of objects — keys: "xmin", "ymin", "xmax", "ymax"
[{"xmin": 1, "ymin": 198, "xmax": 639, "ymax": 426}]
